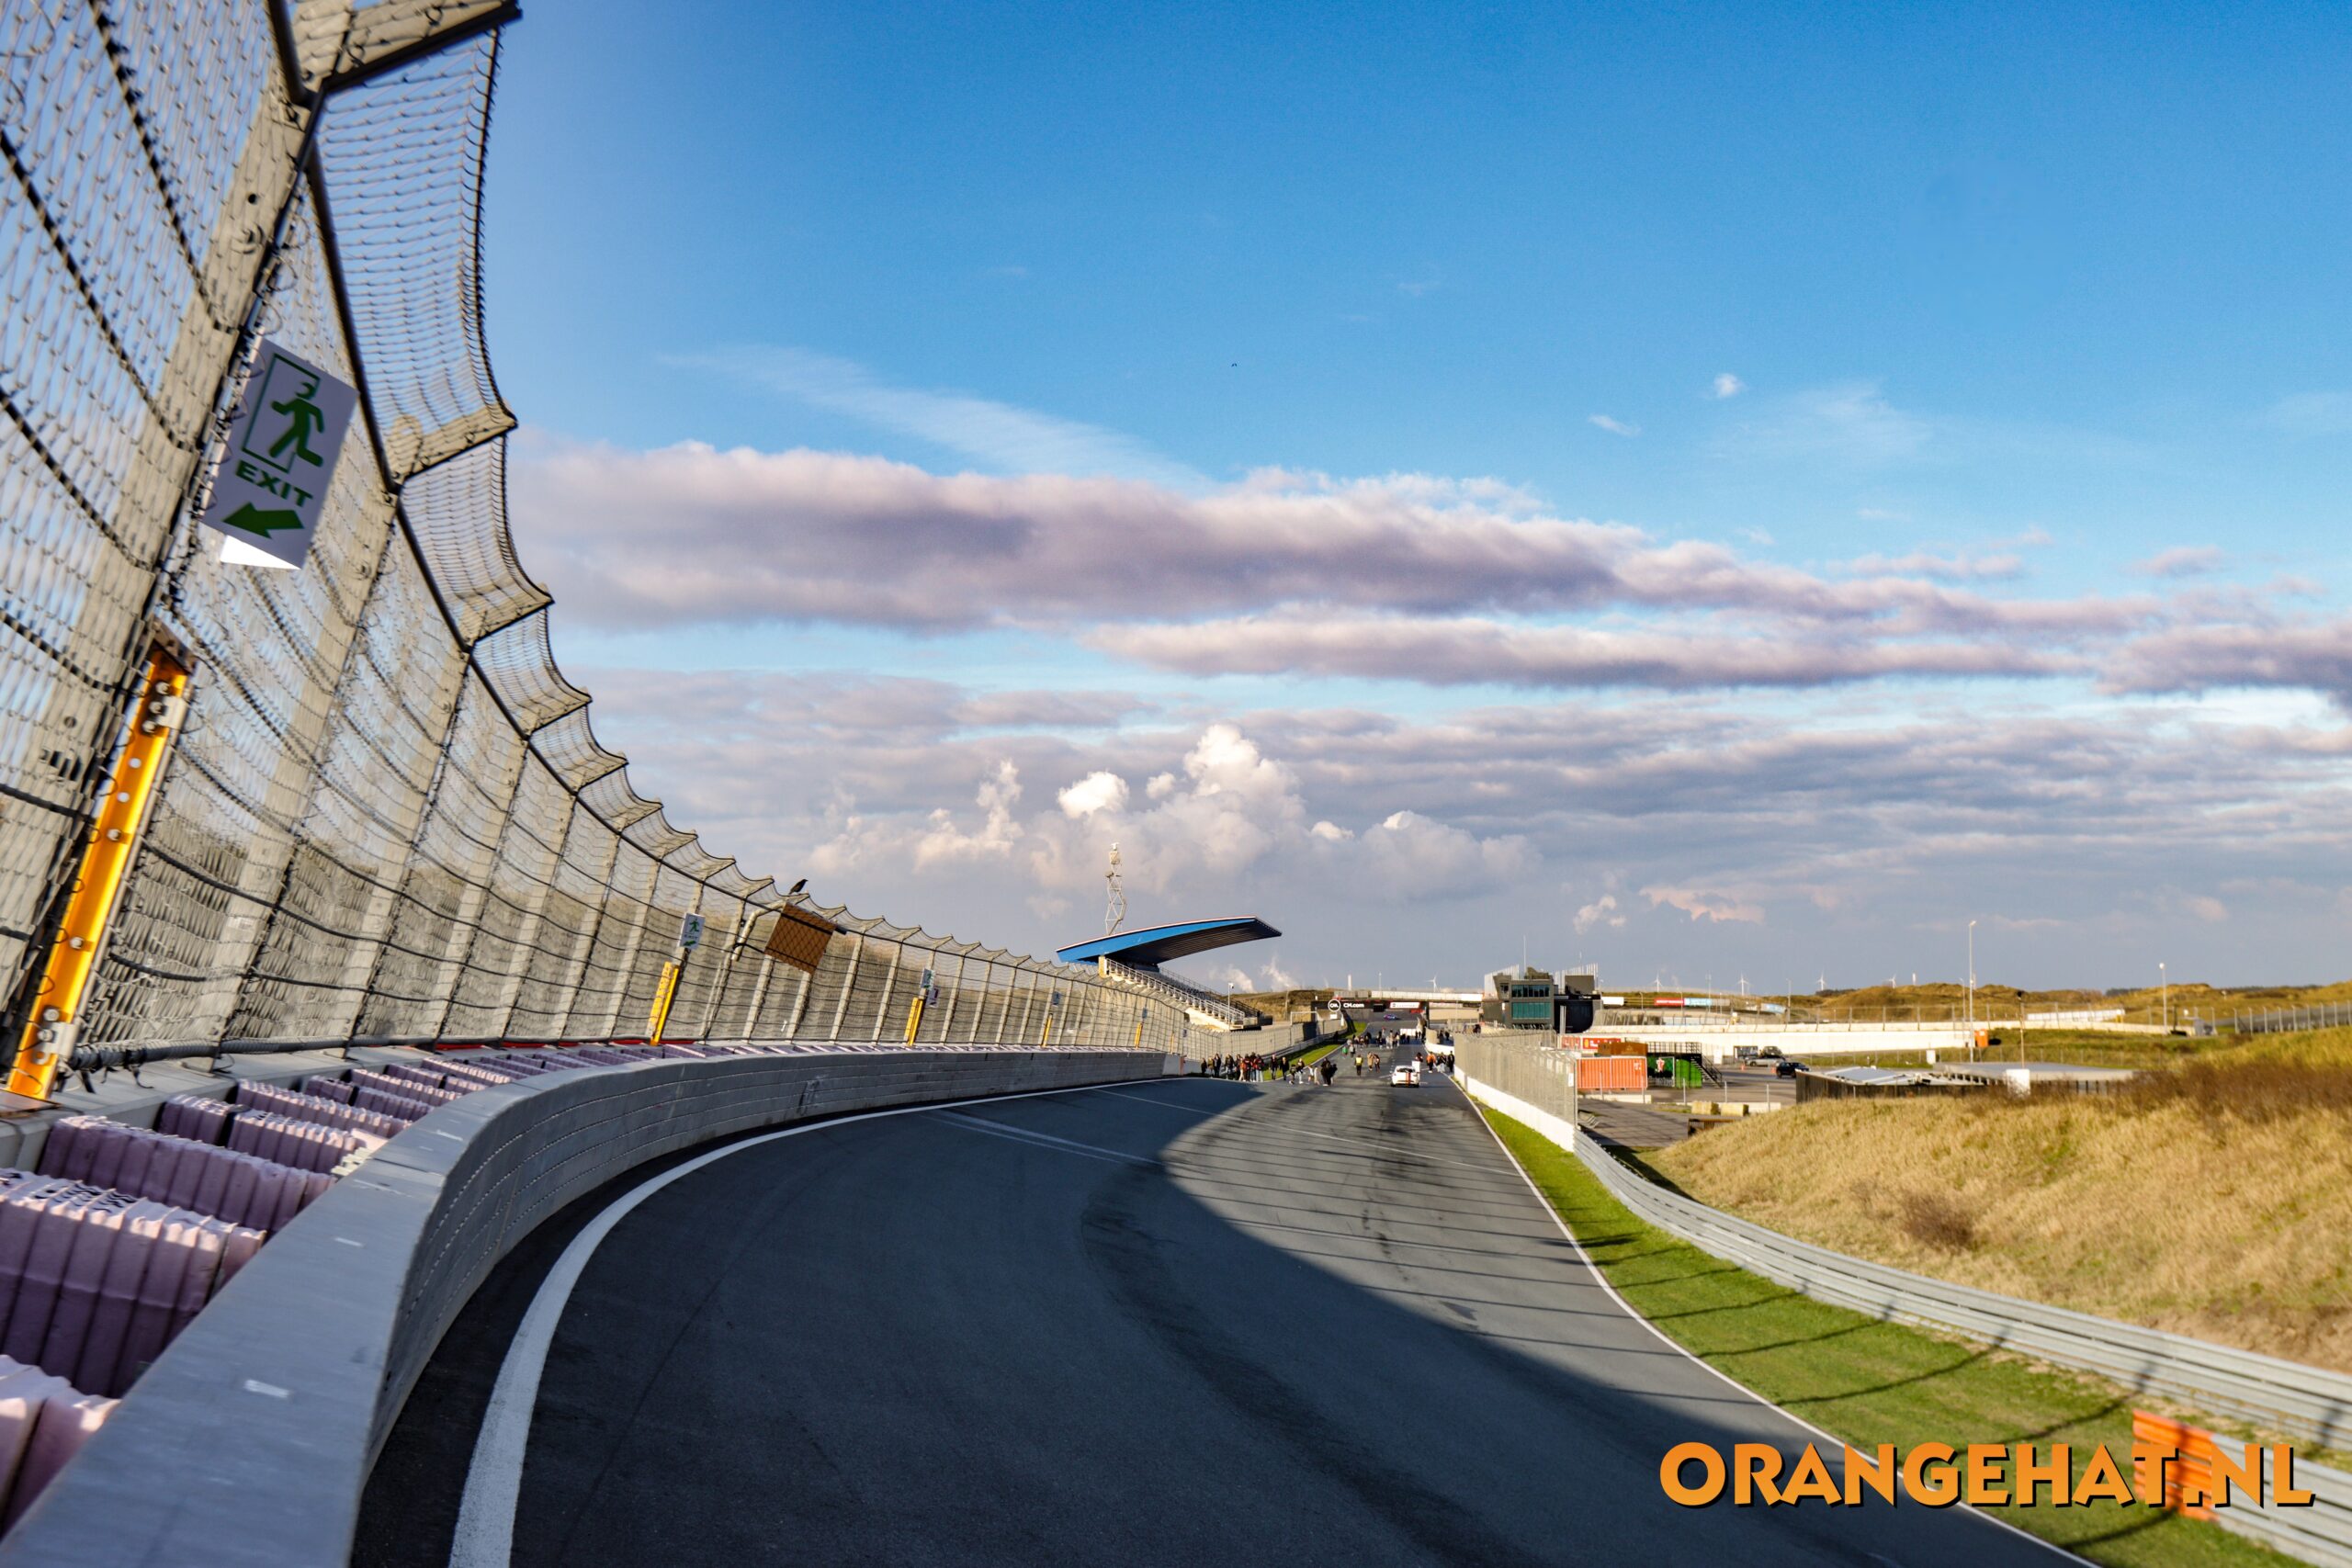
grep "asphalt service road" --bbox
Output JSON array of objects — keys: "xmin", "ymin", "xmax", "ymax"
[{"xmin": 369, "ymin": 1059, "xmax": 2071, "ymax": 1568}]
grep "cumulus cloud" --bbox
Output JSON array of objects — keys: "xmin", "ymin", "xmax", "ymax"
[
  {"xmin": 1057, "ymin": 771, "xmax": 1129, "ymax": 818},
  {"xmin": 1357, "ymin": 810, "xmax": 1532, "ymax": 890},
  {"xmin": 1589, "ymin": 414, "xmax": 1642, "ymax": 437},
  {"xmin": 560, "ymin": 663, "xmax": 2352, "ymax": 979},
  {"xmin": 1574, "ymin": 894, "xmax": 1625, "ymax": 932},
  {"xmin": 1711, "ymin": 373, "xmax": 1746, "ymax": 400},
  {"xmin": 2131, "ymin": 546, "xmax": 2225, "ymax": 579},
  {"xmin": 1644, "ymin": 886, "xmax": 1765, "ymax": 924}
]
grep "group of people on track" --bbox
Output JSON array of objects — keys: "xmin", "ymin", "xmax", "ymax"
[{"xmin": 1200, "ymin": 1052, "xmax": 1343, "ymax": 1084}]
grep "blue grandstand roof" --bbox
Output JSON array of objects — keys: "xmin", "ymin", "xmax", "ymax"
[{"xmin": 1055, "ymin": 916, "xmax": 1282, "ymax": 971}]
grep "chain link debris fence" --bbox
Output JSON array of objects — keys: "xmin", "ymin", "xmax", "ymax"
[{"xmin": 0, "ymin": 1, "xmax": 1193, "ymax": 1066}]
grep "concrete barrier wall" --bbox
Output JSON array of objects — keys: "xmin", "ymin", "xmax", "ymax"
[
  {"xmin": 0, "ymin": 1046, "xmax": 1169, "ymax": 1568},
  {"xmin": 1458, "ymin": 1074, "xmax": 1576, "ymax": 1152}
]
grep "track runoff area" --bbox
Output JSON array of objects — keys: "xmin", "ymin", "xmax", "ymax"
[{"xmin": 366, "ymin": 1046, "xmax": 2072, "ymax": 1568}]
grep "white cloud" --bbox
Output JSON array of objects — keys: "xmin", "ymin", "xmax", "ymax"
[
  {"xmin": 1093, "ymin": 614, "xmax": 2087, "ymax": 691},
  {"xmin": 1848, "ymin": 548, "xmax": 2024, "ymax": 581},
  {"xmin": 1574, "ymin": 894, "xmax": 1625, "ymax": 932},
  {"xmin": 1643, "ymin": 886, "xmax": 1765, "ymax": 924},
  {"xmin": 682, "ymin": 346, "xmax": 1201, "ymax": 486},
  {"xmin": 1711, "ymin": 373, "xmax": 1746, "ymax": 400},
  {"xmin": 2131, "ymin": 546, "xmax": 2224, "ymax": 579},
  {"xmin": 1057, "ymin": 770, "xmax": 1129, "ymax": 818},
  {"xmin": 1589, "ymin": 414, "xmax": 1642, "ymax": 437},
  {"xmin": 565, "ymin": 665, "xmax": 2352, "ymax": 986},
  {"xmin": 1358, "ymin": 810, "xmax": 1532, "ymax": 891}
]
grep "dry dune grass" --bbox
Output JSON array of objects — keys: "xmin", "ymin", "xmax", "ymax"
[
  {"xmin": 1649, "ymin": 1028, "xmax": 2352, "ymax": 1372},
  {"xmin": 1791, "ymin": 976, "xmax": 2352, "ymax": 1023}
]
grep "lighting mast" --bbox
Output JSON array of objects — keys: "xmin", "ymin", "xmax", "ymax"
[{"xmin": 1104, "ymin": 842, "xmax": 1126, "ymax": 937}]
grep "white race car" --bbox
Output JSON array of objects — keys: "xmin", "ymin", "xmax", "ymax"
[{"xmin": 1390, "ymin": 1064, "xmax": 1420, "ymax": 1086}]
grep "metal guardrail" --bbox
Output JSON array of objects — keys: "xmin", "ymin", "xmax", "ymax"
[
  {"xmin": 2232, "ymin": 1003, "xmax": 2352, "ymax": 1037},
  {"xmin": 1570, "ymin": 1134, "xmax": 2352, "ymax": 1565}
]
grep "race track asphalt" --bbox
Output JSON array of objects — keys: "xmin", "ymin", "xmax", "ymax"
[{"xmin": 368, "ymin": 1059, "xmax": 2071, "ymax": 1567}]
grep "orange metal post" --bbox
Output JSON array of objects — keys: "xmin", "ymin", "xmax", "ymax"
[{"xmin": 10, "ymin": 647, "xmax": 190, "ymax": 1101}]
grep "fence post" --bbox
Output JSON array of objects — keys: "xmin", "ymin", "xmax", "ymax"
[
  {"xmin": 827, "ymin": 931, "xmax": 863, "ymax": 1041},
  {"xmin": 871, "ymin": 938, "xmax": 904, "ymax": 1043}
]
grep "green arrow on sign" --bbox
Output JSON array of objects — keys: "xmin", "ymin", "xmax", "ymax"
[{"xmin": 220, "ymin": 502, "xmax": 302, "ymax": 536}]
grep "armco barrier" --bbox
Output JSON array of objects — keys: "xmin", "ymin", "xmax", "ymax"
[
  {"xmin": 0, "ymin": 1045, "xmax": 1170, "ymax": 1567},
  {"xmin": 1569, "ymin": 1133, "xmax": 2352, "ymax": 1565}
]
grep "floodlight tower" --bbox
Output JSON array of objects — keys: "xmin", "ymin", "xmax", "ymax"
[{"xmin": 1103, "ymin": 842, "xmax": 1126, "ymax": 937}]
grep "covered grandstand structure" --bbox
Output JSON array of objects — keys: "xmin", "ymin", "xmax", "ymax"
[{"xmin": 1056, "ymin": 918, "xmax": 1283, "ymax": 1032}]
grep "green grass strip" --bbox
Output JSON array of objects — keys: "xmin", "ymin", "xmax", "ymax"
[{"xmin": 1478, "ymin": 1107, "xmax": 2301, "ymax": 1568}]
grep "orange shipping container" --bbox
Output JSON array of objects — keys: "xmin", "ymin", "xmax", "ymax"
[{"xmin": 1572, "ymin": 1055, "xmax": 1647, "ymax": 1092}]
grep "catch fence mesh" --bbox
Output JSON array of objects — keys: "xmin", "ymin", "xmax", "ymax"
[{"xmin": 0, "ymin": 1, "xmax": 1198, "ymax": 1061}]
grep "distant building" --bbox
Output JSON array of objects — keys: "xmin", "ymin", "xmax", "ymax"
[
  {"xmin": 2025, "ymin": 1008, "xmax": 2126, "ymax": 1025},
  {"xmin": 1480, "ymin": 966, "xmax": 1598, "ymax": 1031}
]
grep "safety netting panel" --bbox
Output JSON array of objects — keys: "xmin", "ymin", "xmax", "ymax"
[
  {"xmin": 9, "ymin": 2, "xmax": 1195, "ymax": 1064},
  {"xmin": 568, "ymin": 835, "xmax": 657, "ymax": 1040},
  {"xmin": 440, "ymin": 748, "xmax": 570, "ymax": 1040},
  {"xmin": 503, "ymin": 794, "xmax": 610, "ymax": 1038},
  {"xmin": 315, "ymin": 25, "xmax": 512, "ymax": 479},
  {"xmin": 0, "ymin": 0, "xmax": 273, "ymax": 991}
]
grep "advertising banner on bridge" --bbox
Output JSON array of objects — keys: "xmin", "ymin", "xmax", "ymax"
[{"xmin": 198, "ymin": 339, "xmax": 358, "ymax": 570}]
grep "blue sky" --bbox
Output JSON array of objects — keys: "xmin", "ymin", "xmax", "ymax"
[{"xmin": 482, "ymin": 3, "xmax": 2352, "ymax": 991}]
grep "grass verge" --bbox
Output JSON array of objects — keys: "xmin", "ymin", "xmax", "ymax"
[
  {"xmin": 1652, "ymin": 1030, "xmax": 2352, "ymax": 1374},
  {"xmin": 1478, "ymin": 1106, "xmax": 2301, "ymax": 1568}
]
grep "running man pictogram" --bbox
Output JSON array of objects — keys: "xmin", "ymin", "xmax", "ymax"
[{"xmin": 266, "ymin": 373, "xmax": 328, "ymax": 467}]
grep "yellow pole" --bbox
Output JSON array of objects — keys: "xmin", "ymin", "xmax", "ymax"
[
  {"xmin": 902, "ymin": 994, "xmax": 925, "ymax": 1045},
  {"xmin": 11, "ymin": 648, "xmax": 189, "ymax": 1102},
  {"xmin": 646, "ymin": 960, "xmax": 681, "ymax": 1043}
]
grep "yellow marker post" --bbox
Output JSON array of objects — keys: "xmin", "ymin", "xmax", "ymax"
[
  {"xmin": 902, "ymin": 995, "xmax": 926, "ymax": 1045},
  {"xmin": 646, "ymin": 960, "xmax": 682, "ymax": 1044},
  {"xmin": 10, "ymin": 648, "xmax": 190, "ymax": 1102}
]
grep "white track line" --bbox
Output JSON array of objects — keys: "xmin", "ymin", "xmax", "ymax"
[
  {"xmin": 933, "ymin": 1109, "xmax": 1159, "ymax": 1167},
  {"xmin": 1445, "ymin": 1077, "xmax": 2087, "ymax": 1563},
  {"xmin": 447, "ymin": 1074, "xmax": 1173, "ymax": 1568}
]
